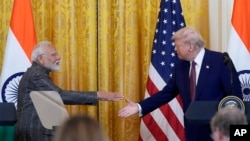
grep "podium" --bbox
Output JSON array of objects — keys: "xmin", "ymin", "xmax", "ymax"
[
  {"xmin": 0, "ymin": 103, "xmax": 16, "ymax": 141},
  {"xmin": 185, "ymin": 101, "xmax": 250, "ymax": 124},
  {"xmin": 0, "ymin": 103, "xmax": 16, "ymax": 126}
]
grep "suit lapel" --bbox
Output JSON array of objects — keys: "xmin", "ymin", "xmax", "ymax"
[
  {"xmin": 196, "ymin": 50, "xmax": 212, "ymax": 100},
  {"xmin": 179, "ymin": 61, "xmax": 192, "ymax": 101}
]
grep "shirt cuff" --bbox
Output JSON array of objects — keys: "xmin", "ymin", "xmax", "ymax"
[{"xmin": 137, "ymin": 103, "xmax": 143, "ymax": 117}]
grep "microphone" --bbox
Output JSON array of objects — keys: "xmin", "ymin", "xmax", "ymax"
[
  {"xmin": 223, "ymin": 52, "xmax": 231, "ymax": 66},
  {"xmin": 223, "ymin": 52, "xmax": 233, "ymax": 95}
]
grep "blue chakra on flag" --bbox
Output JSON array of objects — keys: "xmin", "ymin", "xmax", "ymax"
[
  {"xmin": 1, "ymin": 72, "xmax": 24, "ymax": 107},
  {"xmin": 238, "ymin": 70, "xmax": 250, "ymax": 101}
]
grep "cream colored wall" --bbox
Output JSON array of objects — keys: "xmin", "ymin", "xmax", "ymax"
[{"xmin": 209, "ymin": 0, "xmax": 234, "ymax": 52}]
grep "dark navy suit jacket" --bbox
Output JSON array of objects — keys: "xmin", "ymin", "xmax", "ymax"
[{"xmin": 139, "ymin": 49, "xmax": 242, "ymax": 141}]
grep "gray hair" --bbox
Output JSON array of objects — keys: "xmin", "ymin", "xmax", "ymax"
[
  {"xmin": 210, "ymin": 106, "xmax": 248, "ymax": 137},
  {"xmin": 172, "ymin": 27, "xmax": 205, "ymax": 48},
  {"xmin": 31, "ymin": 41, "xmax": 53, "ymax": 62}
]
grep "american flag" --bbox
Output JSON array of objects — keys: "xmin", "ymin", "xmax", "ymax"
[{"xmin": 139, "ymin": 0, "xmax": 186, "ymax": 141}]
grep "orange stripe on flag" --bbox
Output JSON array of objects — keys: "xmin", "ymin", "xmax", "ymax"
[
  {"xmin": 10, "ymin": 0, "xmax": 37, "ymax": 60},
  {"xmin": 232, "ymin": 0, "xmax": 250, "ymax": 52},
  {"xmin": 228, "ymin": 0, "xmax": 250, "ymax": 102}
]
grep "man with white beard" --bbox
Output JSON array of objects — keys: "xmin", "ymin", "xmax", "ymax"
[{"xmin": 15, "ymin": 41, "xmax": 123, "ymax": 141}]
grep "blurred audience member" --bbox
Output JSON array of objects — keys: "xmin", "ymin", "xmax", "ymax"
[
  {"xmin": 210, "ymin": 106, "xmax": 248, "ymax": 141},
  {"xmin": 53, "ymin": 114, "xmax": 108, "ymax": 141}
]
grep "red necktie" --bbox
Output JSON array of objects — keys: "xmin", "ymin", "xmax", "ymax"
[{"xmin": 190, "ymin": 61, "xmax": 196, "ymax": 101}]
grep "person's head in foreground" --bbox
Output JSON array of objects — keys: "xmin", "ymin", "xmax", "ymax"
[
  {"xmin": 210, "ymin": 106, "xmax": 248, "ymax": 141},
  {"xmin": 53, "ymin": 115, "xmax": 108, "ymax": 141}
]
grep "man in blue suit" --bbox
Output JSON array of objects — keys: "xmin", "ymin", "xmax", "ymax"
[{"xmin": 118, "ymin": 27, "xmax": 242, "ymax": 141}]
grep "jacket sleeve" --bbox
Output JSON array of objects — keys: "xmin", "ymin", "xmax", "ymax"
[{"xmin": 32, "ymin": 71, "xmax": 98, "ymax": 105}]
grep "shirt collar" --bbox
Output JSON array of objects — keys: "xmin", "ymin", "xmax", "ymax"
[{"xmin": 193, "ymin": 48, "xmax": 205, "ymax": 66}]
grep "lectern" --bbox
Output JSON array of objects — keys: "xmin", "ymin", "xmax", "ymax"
[
  {"xmin": 0, "ymin": 103, "xmax": 16, "ymax": 141},
  {"xmin": 0, "ymin": 103, "xmax": 16, "ymax": 126},
  {"xmin": 185, "ymin": 101, "xmax": 250, "ymax": 124}
]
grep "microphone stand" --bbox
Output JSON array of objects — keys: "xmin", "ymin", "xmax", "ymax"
[{"xmin": 223, "ymin": 52, "xmax": 233, "ymax": 95}]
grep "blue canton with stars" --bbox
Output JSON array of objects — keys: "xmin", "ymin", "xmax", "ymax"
[{"xmin": 151, "ymin": 0, "xmax": 185, "ymax": 82}]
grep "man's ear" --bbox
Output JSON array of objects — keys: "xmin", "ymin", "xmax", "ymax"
[
  {"xmin": 218, "ymin": 130, "xmax": 225, "ymax": 140},
  {"xmin": 37, "ymin": 55, "xmax": 44, "ymax": 65}
]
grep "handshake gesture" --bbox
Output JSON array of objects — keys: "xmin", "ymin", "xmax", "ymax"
[
  {"xmin": 97, "ymin": 92, "xmax": 138, "ymax": 117},
  {"xmin": 118, "ymin": 98, "xmax": 139, "ymax": 117},
  {"xmin": 97, "ymin": 91, "xmax": 124, "ymax": 101}
]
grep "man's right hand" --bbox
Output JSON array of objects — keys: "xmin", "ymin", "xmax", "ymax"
[{"xmin": 118, "ymin": 98, "xmax": 139, "ymax": 117}]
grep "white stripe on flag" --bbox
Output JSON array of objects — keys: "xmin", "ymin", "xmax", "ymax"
[
  {"xmin": 150, "ymin": 103, "xmax": 180, "ymax": 141},
  {"xmin": 168, "ymin": 98, "xmax": 184, "ymax": 127},
  {"xmin": 228, "ymin": 27, "xmax": 250, "ymax": 72},
  {"xmin": 148, "ymin": 63, "xmax": 166, "ymax": 91},
  {"xmin": 141, "ymin": 63, "xmax": 184, "ymax": 141},
  {"xmin": 227, "ymin": 0, "xmax": 250, "ymax": 101},
  {"xmin": 140, "ymin": 118, "xmax": 156, "ymax": 141},
  {"xmin": 0, "ymin": 28, "xmax": 31, "ymax": 103},
  {"xmin": 149, "ymin": 63, "xmax": 184, "ymax": 127}
]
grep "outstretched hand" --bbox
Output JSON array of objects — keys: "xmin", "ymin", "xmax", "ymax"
[
  {"xmin": 118, "ymin": 98, "xmax": 139, "ymax": 117},
  {"xmin": 97, "ymin": 91, "xmax": 123, "ymax": 101}
]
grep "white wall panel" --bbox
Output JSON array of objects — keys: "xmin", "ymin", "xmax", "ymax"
[{"xmin": 209, "ymin": 0, "xmax": 234, "ymax": 52}]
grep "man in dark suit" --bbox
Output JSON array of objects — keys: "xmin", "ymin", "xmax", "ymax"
[
  {"xmin": 118, "ymin": 27, "xmax": 242, "ymax": 141},
  {"xmin": 15, "ymin": 41, "xmax": 123, "ymax": 141}
]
